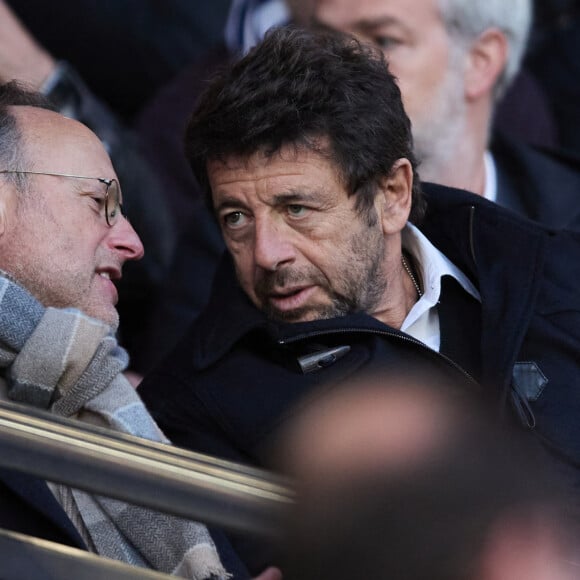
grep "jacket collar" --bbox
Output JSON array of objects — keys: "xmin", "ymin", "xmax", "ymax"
[
  {"xmin": 190, "ymin": 253, "xmax": 271, "ymax": 369},
  {"xmin": 420, "ymin": 182, "xmax": 547, "ymax": 386},
  {"xmin": 191, "ymin": 254, "xmax": 398, "ymax": 369}
]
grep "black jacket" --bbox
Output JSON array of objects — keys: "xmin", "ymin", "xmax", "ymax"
[
  {"xmin": 493, "ymin": 131, "xmax": 580, "ymax": 228},
  {"xmin": 0, "ymin": 469, "xmax": 86, "ymax": 549}
]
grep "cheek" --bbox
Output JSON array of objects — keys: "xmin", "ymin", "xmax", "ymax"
[
  {"xmin": 389, "ymin": 41, "xmax": 450, "ymax": 106},
  {"xmin": 391, "ymin": 59, "xmax": 429, "ymax": 114},
  {"xmin": 230, "ymin": 248, "xmax": 256, "ymax": 288}
]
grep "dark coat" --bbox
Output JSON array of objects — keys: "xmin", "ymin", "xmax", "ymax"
[
  {"xmin": 493, "ymin": 131, "xmax": 580, "ymax": 228},
  {"xmin": 0, "ymin": 469, "xmax": 86, "ymax": 549}
]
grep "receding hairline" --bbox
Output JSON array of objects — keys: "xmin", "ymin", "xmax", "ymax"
[
  {"xmin": 9, "ymin": 106, "xmax": 109, "ymax": 167},
  {"xmin": 9, "ymin": 104, "xmax": 83, "ymax": 130}
]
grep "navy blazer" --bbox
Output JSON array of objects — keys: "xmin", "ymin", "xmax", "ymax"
[
  {"xmin": 0, "ymin": 468, "xmax": 86, "ymax": 548},
  {"xmin": 493, "ymin": 131, "xmax": 580, "ymax": 229}
]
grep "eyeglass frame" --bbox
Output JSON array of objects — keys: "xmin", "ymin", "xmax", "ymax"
[{"xmin": 0, "ymin": 170, "xmax": 124, "ymax": 227}]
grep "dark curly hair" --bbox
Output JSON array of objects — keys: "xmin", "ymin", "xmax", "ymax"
[{"xmin": 185, "ymin": 26, "xmax": 425, "ymax": 223}]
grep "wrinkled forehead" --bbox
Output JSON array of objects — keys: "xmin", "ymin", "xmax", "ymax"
[
  {"xmin": 208, "ymin": 139, "xmax": 338, "ymax": 180},
  {"xmin": 11, "ymin": 106, "xmax": 116, "ymax": 178},
  {"xmin": 207, "ymin": 142, "xmax": 343, "ymax": 201}
]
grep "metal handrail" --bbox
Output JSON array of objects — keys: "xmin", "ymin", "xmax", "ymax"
[
  {"xmin": 0, "ymin": 528, "xmax": 172, "ymax": 580},
  {"xmin": 0, "ymin": 399, "xmax": 293, "ymax": 537}
]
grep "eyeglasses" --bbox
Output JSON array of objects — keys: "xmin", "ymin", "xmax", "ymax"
[{"xmin": 0, "ymin": 170, "xmax": 124, "ymax": 227}]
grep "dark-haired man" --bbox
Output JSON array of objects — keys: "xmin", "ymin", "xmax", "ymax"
[{"xmin": 138, "ymin": 27, "xmax": 580, "ymax": 573}]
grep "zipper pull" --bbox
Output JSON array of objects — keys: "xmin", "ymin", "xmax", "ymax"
[{"xmin": 297, "ymin": 345, "xmax": 351, "ymax": 374}]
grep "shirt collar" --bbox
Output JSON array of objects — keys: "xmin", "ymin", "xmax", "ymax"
[{"xmin": 401, "ymin": 223, "xmax": 480, "ymax": 332}]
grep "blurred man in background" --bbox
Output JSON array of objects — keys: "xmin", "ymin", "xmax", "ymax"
[
  {"xmin": 281, "ymin": 371, "xmax": 578, "ymax": 580},
  {"xmin": 304, "ymin": 0, "xmax": 580, "ymax": 227}
]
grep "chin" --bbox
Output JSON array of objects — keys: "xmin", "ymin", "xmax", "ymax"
[
  {"xmin": 83, "ymin": 305, "xmax": 119, "ymax": 331},
  {"xmin": 268, "ymin": 304, "xmax": 338, "ymax": 323},
  {"xmin": 103, "ymin": 311, "xmax": 120, "ymax": 332}
]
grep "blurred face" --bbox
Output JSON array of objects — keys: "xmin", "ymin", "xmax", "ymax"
[
  {"xmin": 314, "ymin": 0, "xmax": 467, "ymax": 176},
  {"xmin": 0, "ymin": 108, "xmax": 144, "ymax": 329},
  {"xmin": 209, "ymin": 146, "xmax": 392, "ymax": 322}
]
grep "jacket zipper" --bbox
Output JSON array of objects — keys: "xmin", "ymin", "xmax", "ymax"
[{"xmin": 278, "ymin": 327, "xmax": 479, "ymax": 387}]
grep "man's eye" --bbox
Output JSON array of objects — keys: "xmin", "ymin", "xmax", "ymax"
[
  {"xmin": 287, "ymin": 204, "xmax": 307, "ymax": 217},
  {"xmin": 223, "ymin": 211, "xmax": 247, "ymax": 227},
  {"xmin": 90, "ymin": 195, "xmax": 106, "ymax": 210},
  {"xmin": 374, "ymin": 36, "xmax": 400, "ymax": 51}
]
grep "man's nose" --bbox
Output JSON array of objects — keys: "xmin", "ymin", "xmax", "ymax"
[
  {"xmin": 107, "ymin": 216, "xmax": 145, "ymax": 261},
  {"xmin": 253, "ymin": 218, "xmax": 295, "ymax": 271}
]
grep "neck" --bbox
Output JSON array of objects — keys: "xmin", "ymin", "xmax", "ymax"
[
  {"xmin": 423, "ymin": 147, "xmax": 487, "ymax": 196},
  {"xmin": 371, "ymin": 249, "xmax": 420, "ymax": 330}
]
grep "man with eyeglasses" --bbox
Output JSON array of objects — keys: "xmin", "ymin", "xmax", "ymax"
[
  {"xmin": 0, "ymin": 94, "xmax": 143, "ymax": 329},
  {"xmin": 0, "ymin": 82, "xmax": 273, "ymax": 580}
]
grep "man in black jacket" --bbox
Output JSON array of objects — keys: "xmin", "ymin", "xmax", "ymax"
[{"xmin": 138, "ymin": 26, "xmax": 580, "ymax": 573}]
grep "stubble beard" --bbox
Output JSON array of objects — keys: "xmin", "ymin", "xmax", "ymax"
[
  {"xmin": 253, "ymin": 221, "xmax": 388, "ymax": 323},
  {"xmin": 411, "ymin": 53, "xmax": 468, "ymax": 184}
]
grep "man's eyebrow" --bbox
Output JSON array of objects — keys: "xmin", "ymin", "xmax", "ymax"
[
  {"xmin": 215, "ymin": 195, "xmax": 248, "ymax": 213},
  {"xmin": 271, "ymin": 191, "xmax": 321, "ymax": 205},
  {"xmin": 355, "ymin": 16, "xmax": 404, "ymax": 33},
  {"xmin": 314, "ymin": 15, "xmax": 405, "ymax": 34},
  {"xmin": 73, "ymin": 181, "xmax": 106, "ymax": 195},
  {"xmin": 215, "ymin": 190, "xmax": 323, "ymax": 212}
]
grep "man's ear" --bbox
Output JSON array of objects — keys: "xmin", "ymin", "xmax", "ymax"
[
  {"xmin": 464, "ymin": 28, "xmax": 508, "ymax": 101},
  {"xmin": 377, "ymin": 158, "xmax": 413, "ymax": 235}
]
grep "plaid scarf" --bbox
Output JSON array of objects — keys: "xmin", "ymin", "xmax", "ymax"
[{"xmin": 0, "ymin": 273, "xmax": 230, "ymax": 579}]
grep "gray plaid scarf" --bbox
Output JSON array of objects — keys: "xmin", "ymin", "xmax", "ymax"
[{"xmin": 0, "ymin": 273, "xmax": 230, "ymax": 579}]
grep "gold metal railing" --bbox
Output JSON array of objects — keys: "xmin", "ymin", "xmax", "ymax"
[{"xmin": 0, "ymin": 399, "xmax": 293, "ymax": 537}]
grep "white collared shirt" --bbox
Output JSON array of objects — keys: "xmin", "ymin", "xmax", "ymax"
[{"xmin": 400, "ymin": 224, "xmax": 480, "ymax": 352}]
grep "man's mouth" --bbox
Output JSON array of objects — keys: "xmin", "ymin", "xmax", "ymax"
[
  {"xmin": 95, "ymin": 268, "xmax": 121, "ymax": 304},
  {"xmin": 96, "ymin": 267, "xmax": 121, "ymax": 282},
  {"xmin": 268, "ymin": 286, "xmax": 317, "ymax": 312}
]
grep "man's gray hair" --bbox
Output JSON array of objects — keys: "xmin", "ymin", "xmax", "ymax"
[
  {"xmin": 0, "ymin": 81, "xmax": 55, "ymax": 192},
  {"xmin": 438, "ymin": 0, "xmax": 532, "ymax": 99},
  {"xmin": 0, "ymin": 111, "xmax": 27, "ymax": 191}
]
